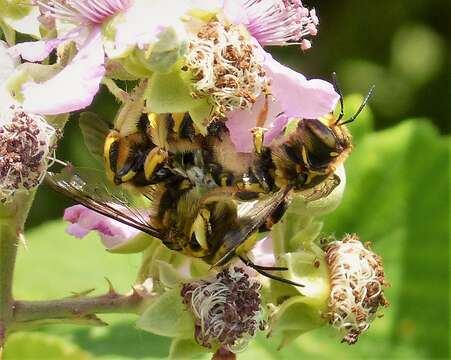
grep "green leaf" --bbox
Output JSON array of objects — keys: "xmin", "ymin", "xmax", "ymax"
[
  {"xmin": 4, "ymin": 332, "xmax": 94, "ymax": 360},
  {"xmin": 79, "ymin": 112, "xmax": 111, "ymax": 163},
  {"xmin": 136, "ymin": 287, "xmax": 194, "ymax": 338},
  {"xmin": 145, "ymin": 28, "xmax": 186, "ymax": 73}
]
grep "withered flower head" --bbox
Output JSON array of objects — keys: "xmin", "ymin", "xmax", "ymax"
[
  {"xmin": 0, "ymin": 106, "xmax": 57, "ymax": 202},
  {"xmin": 181, "ymin": 267, "xmax": 264, "ymax": 352},
  {"xmin": 185, "ymin": 21, "xmax": 270, "ymax": 118},
  {"xmin": 325, "ymin": 234, "xmax": 389, "ymax": 344}
]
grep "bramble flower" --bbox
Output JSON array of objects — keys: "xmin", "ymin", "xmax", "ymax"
[
  {"xmin": 10, "ymin": 0, "xmax": 131, "ymax": 115},
  {"xmin": 325, "ymin": 234, "xmax": 389, "ymax": 344},
  {"xmin": 0, "ymin": 105, "xmax": 57, "ymax": 202},
  {"xmin": 223, "ymin": 0, "xmax": 318, "ymax": 49},
  {"xmin": 181, "ymin": 267, "xmax": 264, "ymax": 352},
  {"xmin": 213, "ymin": 0, "xmax": 339, "ymax": 152},
  {"xmin": 64, "ymin": 204, "xmax": 140, "ymax": 249}
]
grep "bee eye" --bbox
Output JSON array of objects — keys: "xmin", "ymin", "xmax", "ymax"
[{"xmin": 302, "ymin": 119, "xmax": 337, "ymax": 150}]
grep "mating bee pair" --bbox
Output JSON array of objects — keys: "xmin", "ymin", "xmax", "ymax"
[{"xmin": 47, "ymin": 79, "xmax": 373, "ymax": 285}]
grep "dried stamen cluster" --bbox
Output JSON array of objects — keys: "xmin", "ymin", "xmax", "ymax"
[
  {"xmin": 185, "ymin": 22, "xmax": 270, "ymax": 118},
  {"xmin": 181, "ymin": 267, "xmax": 264, "ymax": 352},
  {"xmin": 325, "ymin": 234, "xmax": 389, "ymax": 344},
  {"xmin": 0, "ymin": 106, "xmax": 56, "ymax": 202}
]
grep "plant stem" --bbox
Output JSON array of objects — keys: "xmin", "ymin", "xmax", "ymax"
[
  {"xmin": 0, "ymin": 220, "xmax": 18, "ymax": 356},
  {"xmin": 12, "ymin": 290, "xmax": 152, "ymax": 326}
]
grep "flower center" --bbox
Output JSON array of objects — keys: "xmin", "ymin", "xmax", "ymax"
[{"xmin": 185, "ymin": 21, "xmax": 270, "ymax": 118}]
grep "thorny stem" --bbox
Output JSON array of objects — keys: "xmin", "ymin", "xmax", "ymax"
[{"xmin": 12, "ymin": 290, "xmax": 153, "ymax": 329}]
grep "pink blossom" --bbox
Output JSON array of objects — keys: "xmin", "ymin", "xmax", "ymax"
[
  {"xmin": 11, "ymin": 0, "xmax": 131, "ymax": 115},
  {"xmin": 64, "ymin": 204, "xmax": 139, "ymax": 249},
  {"xmin": 226, "ymin": 45, "xmax": 339, "ymax": 152},
  {"xmin": 22, "ymin": 29, "xmax": 105, "ymax": 115}
]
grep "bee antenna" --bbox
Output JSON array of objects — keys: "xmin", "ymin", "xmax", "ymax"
[
  {"xmin": 239, "ymin": 256, "xmax": 304, "ymax": 287},
  {"xmin": 332, "ymin": 72, "xmax": 344, "ymax": 123},
  {"xmin": 340, "ymin": 85, "xmax": 375, "ymax": 126}
]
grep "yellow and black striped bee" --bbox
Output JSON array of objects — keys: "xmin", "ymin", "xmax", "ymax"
[{"xmin": 47, "ymin": 79, "xmax": 373, "ymax": 284}]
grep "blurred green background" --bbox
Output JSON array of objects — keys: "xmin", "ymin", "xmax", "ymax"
[{"xmin": 5, "ymin": 0, "xmax": 450, "ymax": 358}]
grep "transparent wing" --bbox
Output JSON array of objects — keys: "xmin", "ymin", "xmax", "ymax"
[{"xmin": 46, "ymin": 165, "xmax": 163, "ymax": 239}]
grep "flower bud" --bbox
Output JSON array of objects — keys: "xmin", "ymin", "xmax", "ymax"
[
  {"xmin": 181, "ymin": 267, "xmax": 265, "ymax": 352},
  {"xmin": 325, "ymin": 234, "xmax": 389, "ymax": 344},
  {"xmin": 0, "ymin": 105, "xmax": 56, "ymax": 202}
]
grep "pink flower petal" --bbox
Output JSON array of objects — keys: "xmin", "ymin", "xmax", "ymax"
[
  {"xmin": 9, "ymin": 39, "xmax": 62, "ymax": 62},
  {"xmin": 251, "ymin": 236, "xmax": 275, "ymax": 267},
  {"xmin": 222, "ymin": 0, "xmax": 249, "ymax": 25},
  {"xmin": 263, "ymin": 51, "xmax": 339, "ymax": 118},
  {"xmin": 226, "ymin": 95, "xmax": 285, "ymax": 152},
  {"xmin": 22, "ymin": 28, "xmax": 105, "ymax": 115},
  {"xmin": 64, "ymin": 204, "xmax": 140, "ymax": 249}
]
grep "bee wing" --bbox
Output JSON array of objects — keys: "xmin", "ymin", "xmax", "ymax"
[
  {"xmin": 46, "ymin": 166, "xmax": 164, "ymax": 239},
  {"xmin": 301, "ymin": 174, "xmax": 341, "ymax": 202},
  {"xmin": 211, "ymin": 187, "xmax": 290, "ymax": 267}
]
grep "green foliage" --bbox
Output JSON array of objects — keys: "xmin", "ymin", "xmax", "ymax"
[{"xmin": 12, "ymin": 115, "xmax": 448, "ymax": 359}]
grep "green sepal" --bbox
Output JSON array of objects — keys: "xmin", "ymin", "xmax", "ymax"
[
  {"xmin": 119, "ymin": 50, "xmax": 154, "ymax": 78},
  {"xmin": 143, "ymin": 28, "xmax": 186, "ymax": 74},
  {"xmin": 147, "ymin": 66, "xmax": 204, "ymax": 112},
  {"xmin": 189, "ymin": 259, "xmax": 211, "ymax": 279},
  {"xmin": 157, "ymin": 260, "xmax": 186, "ymax": 288},
  {"xmin": 136, "ymin": 287, "xmax": 195, "ymax": 338},
  {"xmin": 0, "ymin": 19, "xmax": 16, "ymax": 45},
  {"xmin": 267, "ymin": 245, "xmax": 330, "ymax": 347},
  {"xmin": 189, "ymin": 98, "xmax": 213, "ymax": 136},
  {"xmin": 169, "ymin": 337, "xmax": 210, "ymax": 360},
  {"xmin": 0, "ymin": 0, "xmax": 41, "ymax": 38},
  {"xmin": 79, "ymin": 112, "xmax": 110, "ymax": 163},
  {"xmin": 107, "ymin": 233, "xmax": 154, "ymax": 254}
]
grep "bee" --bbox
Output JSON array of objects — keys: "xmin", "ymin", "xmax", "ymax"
[
  {"xmin": 49, "ymin": 77, "xmax": 373, "ymax": 284},
  {"xmin": 46, "ymin": 165, "xmax": 299, "ymax": 285}
]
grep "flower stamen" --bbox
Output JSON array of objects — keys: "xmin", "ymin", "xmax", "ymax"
[{"xmin": 325, "ymin": 234, "xmax": 389, "ymax": 344}]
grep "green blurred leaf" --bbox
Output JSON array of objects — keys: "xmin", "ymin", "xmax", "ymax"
[
  {"xmin": 391, "ymin": 25, "xmax": 445, "ymax": 86},
  {"xmin": 169, "ymin": 338, "xmax": 208, "ymax": 360},
  {"xmin": 4, "ymin": 332, "xmax": 93, "ymax": 360}
]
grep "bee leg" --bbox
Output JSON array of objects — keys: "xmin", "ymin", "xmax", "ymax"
[{"xmin": 238, "ymin": 256, "xmax": 304, "ymax": 287}]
